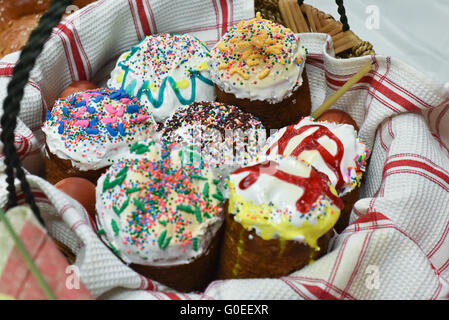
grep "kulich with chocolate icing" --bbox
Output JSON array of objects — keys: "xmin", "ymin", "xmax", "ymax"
[
  {"xmin": 209, "ymin": 12, "xmax": 311, "ymax": 130},
  {"xmin": 218, "ymin": 157, "xmax": 342, "ymax": 279},
  {"xmin": 108, "ymin": 33, "xmax": 216, "ymax": 123},
  {"xmin": 95, "ymin": 140, "xmax": 225, "ymax": 292},
  {"xmin": 42, "ymin": 88, "xmax": 156, "ymax": 184},
  {"xmin": 161, "ymin": 101, "xmax": 266, "ymax": 178}
]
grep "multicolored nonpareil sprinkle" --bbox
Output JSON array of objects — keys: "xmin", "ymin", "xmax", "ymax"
[
  {"xmin": 210, "ymin": 12, "xmax": 305, "ymax": 85},
  {"xmin": 96, "ymin": 140, "xmax": 224, "ymax": 264},
  {"xmin": 108, "ymin": 33, "xmax": 216, "ymax": 122},
  {"xmin": 42, "ymin": 88, "xmax": 156, "ymax": 170},
  {"xmin": 161, "ymin": 102, "xmax": 266, "ymax": 168}
]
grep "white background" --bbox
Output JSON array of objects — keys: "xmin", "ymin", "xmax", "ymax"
[{"xmin": 309, "ymin": 0, "xmax": 449, "ymax": 87}]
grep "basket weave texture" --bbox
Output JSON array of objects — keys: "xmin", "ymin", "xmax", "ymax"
[{"xmin": 255, "ymin": 0, "xmax": 375, "ymax": 58}]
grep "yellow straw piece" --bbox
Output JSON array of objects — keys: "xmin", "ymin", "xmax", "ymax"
[{"xmin": 312, "ymin": 61, "xmax": 373, "ymax": 119}]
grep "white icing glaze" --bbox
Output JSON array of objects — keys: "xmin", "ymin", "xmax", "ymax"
[
  {"xmin": 95, "ymin": 139, "xmax": 224, "ymax": 267},
  {"xmin": 228, "ymin": 157, "xmax": 341, "ymax": 246},
  {"xmin": 42, "ymin": 89, "xmax": 156, "ymax": 171},
  {"xmin": 208, "ymin": 15, "xmax": 307, "ymax": 104},
  {"xmin": 107, "ymin": 34, "xmax": 216, "ymax": 123},
  {"xmin": 264, "ymin": 116, "xmax": 370, "ymax": 195}
]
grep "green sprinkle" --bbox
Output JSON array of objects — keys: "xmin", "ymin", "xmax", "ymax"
[
  {"xmin": 112, "ymin": 197, "xmax": 129, "ymax": 216},
  {"xmin": 192, "ymin": 237, "xmax": 198, "ymax": 251},
  {"xmin": 103, "ymin": 166, "xmax": 128, "ymax": 192},
  {"xmin": 192, "ymin": 175, "xmax": 207, "ymax": 181},
  {"xmin": 152, "ymin": 191, "xmax": 163, "ymax": 197},
  {"xmin": 162, "ymin": 236, "xmax": 172, "ymax": 250},
  {"xmin": 157, "ymin": 230, "xmax": 172, "ymax": 250},
  {"xmin": 202, "ymin": 182, "xmax": 209, "ymax": 198},
  {"xmin": 108, "ymin": 242, "xmax": 120, "ymax": 257},
  {"xmin": 194, "ymin": 205, "xmax": 202, "ymax": 223},
  {"xmin": 126, "ymin": 187, "xmax": 141, "ymax": 195},
  {"xmin": 157, "ymin": 230, "xmax": 167, "ymax": 248},
  {"xmin": 203, "ymin": 211, "xmax": 211, "ymax": 219},
  {"xmin": 159, "ymin": 220, "xmax": 168, "ymax": 227},
  {"xmin": 212, "ymin": 193, "xmax": 225, "ymax": 202},
  {"xmin": 177, "ymin": 205, "xmax": 194, "ymax": 214},
  {"xmin": 97, "ymin": 229, "xmax": 105, "ymax": 235},
  {"xmin": 111, "ymin": 219, "xmax": 119, "ymax": 236},
  {"xmin": 130, "ymin": 142, "xmax": 153, "ymax": 154},
  {"xmin": 213, "ymin": 179, "xmax": 220, "ymax": 185},
  {"xmin": 133, "ymin": 198, "xmax": 146, "ymax": 212}
]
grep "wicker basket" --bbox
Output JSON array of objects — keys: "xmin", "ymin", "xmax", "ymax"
[
  {"xmin": 0, "ymin": 0, "xmax": 376, "ymax": 296},
  {"xmin": 255, "ymin": 0, "xmax": 375, "ymax": 58}
]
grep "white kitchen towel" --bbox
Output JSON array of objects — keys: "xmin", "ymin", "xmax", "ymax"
[{"xmin": 0, "ymin": 0, "xmax": 448, "ymax": 299}]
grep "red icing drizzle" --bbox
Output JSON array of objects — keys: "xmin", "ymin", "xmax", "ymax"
[
  {"xmin": 267, "ymin": 124, "xmax": 345, "ymax": 190},
  {"xmin": 233, "ymin": 160, "xmax": 343, "ymax": 214}
]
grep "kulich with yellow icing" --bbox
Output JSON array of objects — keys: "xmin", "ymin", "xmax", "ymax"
[
  {"xmin": 265, "ymin": 116, "xmax": 370, "ymax": 196},
  {"xmin": 209, "ymin": 12, "xmax": 307, "ymax": 104},
  {"xmin": 228, "ymin": 157, "xmax": 342, "ymax": 249},
  {"xmin": 42, "ymin": 88, "xmax": 156, "ymax": 171},
  {"xmin": 95, "ymin": 139, "xmax": 225, "ymax": 266},
  {"xmin": 107, "ymin": 33, "xmax": 216, "ymax": 123}
]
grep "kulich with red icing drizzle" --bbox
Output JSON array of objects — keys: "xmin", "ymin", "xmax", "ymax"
[
  {"xmin": 234, "ymin": 160, "xmax": 342, "ymax": 214},
  {"xmin": 227, "ymin": 156, "xmax": 342, "ymax": 249},
  {"xmin": 265, "ymin": 116, "xmax": 370, "ymax": 196}
]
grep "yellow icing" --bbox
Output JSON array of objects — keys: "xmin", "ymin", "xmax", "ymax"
[
  {"xmin": 145, "ymin": 82, "xmax": 158, "ymax": 92},
  {"xmin": 197, "ymin": 61, "xmax": 209, "ymax": 71},
  {"xmin": 228, "ymin": 181, "xmax": 340, "ymax": 250},
  {"xmin": 116, "ymin": 71, "xmax": 124, "ymax": 83},
  {"xmin": 175, "ymin": 79, "xmax": 190, "ymax": 89},
  {"xmin": 232, "ymin": 228, "xmax": 245, "ymax": 277}
]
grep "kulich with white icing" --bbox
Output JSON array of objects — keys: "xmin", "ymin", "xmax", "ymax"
[
  {"xmin": 265, "ymin": 116, "xmax": 370, "ymax": 196},
  {"xmin": 228, "ymin": 157, "xmax": 342, "ymax": 249},
  {"xmin": 95, "ymin": 140, "xmax": 225, "ymax": 267},
  {"xmin": 209, "ymin": 12, "xmax": 307, "ymax": 104},
  {"xmin": 107, "ymin": 33, "xmax": 216, "ymax": 123},
  {"xmin": 42, "ymin": 88, "xmax": 156, "ymax": 171}
]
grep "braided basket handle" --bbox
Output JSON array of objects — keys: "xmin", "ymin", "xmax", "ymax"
[
  {"xmin": 0, "ymin": 0, "xmax": 73, "ymax": 223},
  {"xmin": 298, "ymin": 0, "xmax": 350, "ymax": 31}
]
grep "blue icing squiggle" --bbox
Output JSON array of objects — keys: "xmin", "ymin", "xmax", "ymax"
[{"xmin": 115, "ymin": 35, "xmax": 214, "ymax": 111}]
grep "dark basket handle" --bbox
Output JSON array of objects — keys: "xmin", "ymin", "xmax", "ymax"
[
  {"xmin": 298, "ymin": 0, "xmax": 350, "ymax": 31},
  {"xmin": 0, "ymin": 0, "xmax": 73, "ymax": 223}
]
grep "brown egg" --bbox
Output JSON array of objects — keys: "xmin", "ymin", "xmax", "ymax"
[
  {"xmin": 316, "ymin": 109, "xmax": 359, "ymax": 132},
  {"xmin": 59, "ymin": 80, "xmax": 97, "ymax": 100},
  {"xmin": 55, "ymin": 177, "xmax": 97, "ymax": 221}
]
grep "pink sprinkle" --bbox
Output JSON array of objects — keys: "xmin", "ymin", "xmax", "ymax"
[
  {"xmin": 103, "ymin": 116, "xmax": 117, "ymax": 125},
  {"xmin": 130, "ymin": 115, "xmax": 150, "ymax": 123},
  {"xmin": 75, "ymin": 120, "xmax": 90, "ymax": 128},
  {"xmin": 116, "ymin": 107, "xmax": 125, "ymax": 117},
  {"xmin": 74, "ymin": 106, "xmax": 87, "ymax": 118},
  {"xmin": 120, "ymin": 98, "xmax": 131, "ymax": 105},
  {"xmin": 105, "ymin": 104, "xmax": 117, "ymax": 114},
  {"xmin": 79, "ymin": 93, "xmax": 92, "ymax": 104}
]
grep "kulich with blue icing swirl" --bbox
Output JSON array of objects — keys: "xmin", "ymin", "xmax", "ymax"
[
  {"xmin": 42, "ymin": 88, "xmax": 156, "ymax": 172},
  {"xmin": 107, "ymin": 33, "xmax": 216, "ymax": 123}
]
